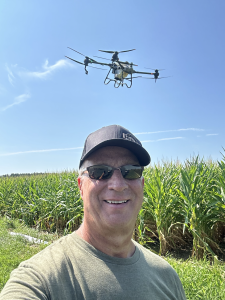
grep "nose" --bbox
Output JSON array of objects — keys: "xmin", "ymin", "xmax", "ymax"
[{"xmin": 107, "ymin": 169, "xmax": 128, "ymax": 192}]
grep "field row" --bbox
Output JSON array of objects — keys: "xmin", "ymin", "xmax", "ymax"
[{"xmin": 0, "ymin": 156, "xmax": 225, "ymax": 261}]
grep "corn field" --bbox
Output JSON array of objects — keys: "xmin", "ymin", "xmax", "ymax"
[{"xmin": 0, "ymin": 156, "xmax": 225, "ymax": 261}]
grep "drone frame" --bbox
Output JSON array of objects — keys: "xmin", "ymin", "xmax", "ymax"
[{"xmin": 103, "ymin": 65, "xmax": 133, "ymax": 88}]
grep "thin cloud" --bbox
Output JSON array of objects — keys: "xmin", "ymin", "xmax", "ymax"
[
  {"xmin": 206, "ymin": 134, "xmax": 218, "ymax": 136},
  {"xmin": 5, "ymin": 64, "xmax": 15, "ymax": 86},
  {"xmin": 135, "ymin": 128, "xmax": 204, "ymax": 135},
  {"xmin": 141, "ymin": 137, "xmax": 184, "ymax": 143},
  {"xmin": 19, "ymin": 59, "xmax": 73, "ymax": 80},
  {"xmin": 0, "ymin": 136, "xmax": 184, "ymax": 156},
  {"xmin": 1, "ymin": 93, "xmax": 30, "ymax": 112},
  {"xmin": 0, "ymin": 147, "xmax": 83, "ymax": 157}
]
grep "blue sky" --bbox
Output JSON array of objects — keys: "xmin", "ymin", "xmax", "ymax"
[{"xmin": 0, "ymin": 0, "xmax": 224, "ymax": 175}]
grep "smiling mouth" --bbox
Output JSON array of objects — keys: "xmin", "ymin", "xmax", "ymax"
[{"xmin": 104, "ymin": 200, "xmax": 129, "ymax": 204}]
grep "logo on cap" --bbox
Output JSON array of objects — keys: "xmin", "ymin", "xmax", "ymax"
[{"xmin": 123, "ymin": 133, "xmax": 140, "ymax": 145}]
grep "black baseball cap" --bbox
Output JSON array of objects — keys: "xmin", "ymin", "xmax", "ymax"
[{"xmin": 79, "ymin": 125, "xmax": 150, "ymax": 168}]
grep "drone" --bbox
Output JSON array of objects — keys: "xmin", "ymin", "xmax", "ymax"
[{"xmin": 65, "ymin": 48, "xmax": 169, "ymax": 88}]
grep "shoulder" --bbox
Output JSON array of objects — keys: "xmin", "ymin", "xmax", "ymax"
[
  {"xmin": 134, "ymin": 242, "xmax": 182, "ymax": 283},
  {"xmin": 135, "ymin": 242, "xmax": 172, "ymax": 268},
  {"xmin": 19, "ymin": 232, "xmax": 79, "ymax": 270},
  {"xmin": 134, "ymin": 242, "xmax": 186, "ymax": 299},
  {"xmin": 0, "ymin": 233, "xmax": 81, "ymax": 299}
]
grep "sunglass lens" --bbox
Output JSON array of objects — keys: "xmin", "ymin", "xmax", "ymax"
[
  {"xmin": 88, "ymin": 166, "xmax": 112, "ymax": 180},
  {"xmin": 122, "ymin": 166, "xmax": 143, "ymax": 179}
]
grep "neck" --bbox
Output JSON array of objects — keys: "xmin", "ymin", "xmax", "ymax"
[{"xmin": 76, "ymin": 223, "xmax": 135, "ymax": 258}]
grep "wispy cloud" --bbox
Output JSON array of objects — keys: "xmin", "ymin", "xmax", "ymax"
[
  {"xmin": 141, "ymin": 137, "xmax": 184, "ymax": 143},
  {"xmin": 0, "ymin": 136, "xmax": 184, "ymax": 156},
  {"xmin": 19, "ymin": 59, "xmax": 73, "ymax": 80},
  {"xmin": 0, "ymin": 147, "xmax": 83, "ymax": 157},
  {"xmin": 1, "ymin": 93, "xmax": 30, "ymax": 111},
  {"xmin": 5, "ymin": 64, "xmax": 15, "ymax": 86},
  {"xmin": 135, "ymin": 128, "xmax": 204, "ymax": 135},
  {"xmin": 206, "ymin": 134, "xmax": 219, "ymax": 136}
]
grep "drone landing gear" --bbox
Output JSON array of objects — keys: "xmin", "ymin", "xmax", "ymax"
[
  {"xmin": 124, "ymin": 74, "xmax": 133, "ymax": 88},
  {"xmin": 104, "ymin": 68, "xmax": 112, "ymax": 85},
  {"xmin": 103, "ymin": 67, "xmax": 132, "ymax": 88},
  {"xmin": 114, "ymin": 81, "xmax": 121, "ymax": 88}
]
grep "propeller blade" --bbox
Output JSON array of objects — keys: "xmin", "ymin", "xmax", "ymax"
[
  {"xmin": 93, "ymin": 56, "xmax": 111, "ymax": 61},
  {"xmin": 68, "ymin": 47, "xmax": 86, "ymax": 57},
  {"xmin": 140, "ymin": 76, "xmax": 171, "ymax": 79},
  {"xmin": 99, "ymin": 50, "xmax": 115, "ymax": 53},
  {"xmin": 119, "ymin": 49, "xmax": 136, "ymax": 53},
  {"xmin": 65, "ymin": 56, "xmax": 84, "ymax": 65},
  {"xmin": 157, "ymin": 76, "xmax": 171, "ymax": 79},
  {"xmin": 99, "ymin": 49, "xmax": 136, "ymax": 54},
  {"xmin": 145, "ymin": 68, "xmax": 165, "ymax": 71},
  {"xmin": 89, "ymin": 65, "xmax": 107, "ymax": 70}
]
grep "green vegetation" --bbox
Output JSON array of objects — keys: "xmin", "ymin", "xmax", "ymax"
[
  {"xmin": 0, "ymin": 217, "xmax": 224, "ymax": 298},
  {"xmin": 1, "ymin": 155, "xmax": 225, "ymax": 297},
  {"xmin": 0, "ymin": 171, "xmax": 83, "ymax": 234},
  {"xmin": 0, "ymin": 217, "xmax": 57, "ymax": 291},
  {"xmin": 141, "ymin": 157, "xmax": 225, "ymax": 261},
  {"xmin": 0, "ymin": 157, "xmax": 225, "ymax": 261},
  {"xmin": 166, "ymin": 257, "xmax": 225, "ymax": 299}
]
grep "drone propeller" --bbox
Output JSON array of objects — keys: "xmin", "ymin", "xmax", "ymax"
[
  {"xmin": 65, "ymin": 56, "xmax": 106, "ymax": 70},
  {"xmin": 125, "ymin": 76, "xmax": 142, "ymax": 79},
  {"xmin": 68, "ymin": 47, "xmax": 87, "ymax": 57},
  {"xmin": 119, "ymin": 49, "xmax": 136, "ymax": 53},
  {"xmin": 157, "ymin": 76, "xmax": 171, "ymax": 79},
  {"xmin": 93, "ymin": 56, "xmax": 111, "ymax": 61},
  {"xmin": 145, "ymin": 68, "xmax": 165, "ymax": 71},
  {"xmin": 99, "ymin": 49, "xmax": 136, "ymax": 54},
  {"xmin": 141, "ymin": 76, "xmax": 171, "ymax": 79}
]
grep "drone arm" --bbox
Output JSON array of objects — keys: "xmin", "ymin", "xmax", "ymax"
[
  {"xmin": 65, "ymin": 56, "xmax": 84, "ymax": 65},
  {"xmin": 133, "ymin": 70, "xmax": 154, "ymax": 75}
]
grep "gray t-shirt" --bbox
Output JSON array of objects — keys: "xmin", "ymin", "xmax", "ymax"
[{"xmin": 0, "ymin": 232, "xmax": 186, "ymax": 299}]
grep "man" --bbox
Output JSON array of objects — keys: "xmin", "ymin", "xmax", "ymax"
[{"xmin": 0, "ymin": 125, "xmax": 186, "ymax": 299}]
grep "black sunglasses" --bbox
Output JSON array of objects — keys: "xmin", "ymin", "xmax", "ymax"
[{"xmin": 82, "ymin": 165, "xmax": 144, "ymax": 180}]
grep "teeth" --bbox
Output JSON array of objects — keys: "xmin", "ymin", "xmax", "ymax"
[{"xmin": 105, "ymin": 200, "xmax": 128, "ymax": 204}]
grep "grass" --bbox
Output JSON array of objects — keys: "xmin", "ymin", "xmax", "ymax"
[
  {"xmin": 0, "ymin": 217, "xmax": 58, "ymax": 291},
  {"xmin": 0, "ymin": 171, "xmax": 83, "ymax": 233},
  {"xmin": 166, "ymin": 257, "xmax": 225, "ymax": 299},
  {"xmin": 0, "ymin": 216, "xmax": 224, "ymax": 299}
]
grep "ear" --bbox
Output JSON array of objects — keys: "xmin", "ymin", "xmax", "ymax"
[
  {"xmin": 141, "ymin": 176, "xmax": 144, "ymax": 187},
  {"xmin": 77, "ymin": 176, "xmax": 84, "ymax": 199}
]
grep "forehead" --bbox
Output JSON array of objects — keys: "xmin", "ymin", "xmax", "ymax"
[{"xmin": 83, "ymin": 146, "xmax": 140, "ymax": 167}]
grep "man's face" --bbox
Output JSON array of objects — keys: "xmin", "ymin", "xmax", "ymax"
[{"xmin": 78, "ymin": 146, "xmax": 144, "ymax": 234}]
